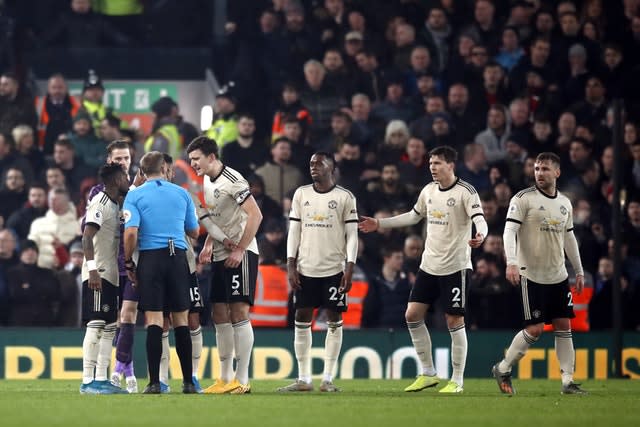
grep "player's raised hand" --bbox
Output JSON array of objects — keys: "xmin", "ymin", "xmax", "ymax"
[
  {"xmin": 358, "ymin": 216, "xmax": 378, "ymax": 233},
  {"xmin": 506, "ymin": 264, "xmax": 520, "ymax": 286},
  {"xmin": 468, "ymin": 232, "xmax": 484, "ymax": 248}
]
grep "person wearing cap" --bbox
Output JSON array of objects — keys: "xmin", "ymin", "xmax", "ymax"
[
  {"xmin": 145, "ymin": 96, "xmax": 182, "ymax": 161},
  {"xmin": 205, "ymin": 83, "xmax": 239, "ymax": 151},
  {"xmin": 80, "ymin": 69, "xmax": 124, "ymax": 137},
  {"xmin": 6, "ymin": 239, "xmax": 61, "ymax": 326}
]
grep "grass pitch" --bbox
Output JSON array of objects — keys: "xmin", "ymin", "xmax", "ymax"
[{"xmin": 1, "ymin": 379, "xmax": 638, "ymax": 427}]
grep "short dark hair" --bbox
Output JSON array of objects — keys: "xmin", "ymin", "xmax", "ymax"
[
  {"xmin": 54, "ymin": 138, "xmax": 75, "ymax": 151},
  {"xmin": 273, "ymin": 137, "xmax": 292, "ymax": 147},
  {"xmin": 99, "ymin": 162, "xmax": 126, "ymax": 183},
  {"xmin": 103, "ymin": 113, "xmax": 121, "ymax": 129},
  {"xmin": 237, "ymin": 112, "xmax": 255, "ymax": 122},
  {"xmin": 186, "ymin": 135, "xmax": 219, "ymax": 157},
  {"xmin": 331, "ymin": 110, "xmax": 352, "ymax": 122},
  {"xmin": 106, "ymin": 139, "xmax": 131, "ymax": 154},
  {"xmin": 536, "ymin": 152, "xmax": 561, "ymax": 166},
  {"xmin": 429, "ymin": 145, "xmax": 458, "ymax": 164},
  {"xmin": 162, "ymin": 153, "xmax": 173, "ymax": 164},
  {"xmin": 312, "ymin": 151, "xmax": 336, "ymax": 170}
]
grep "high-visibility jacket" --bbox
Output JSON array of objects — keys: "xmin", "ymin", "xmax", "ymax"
[
  {"xmin": 250, "ymin": 265, "xmax": 289, "ymax": 327},
  {"xmin": 34, "ymin": 95, "xmax": 80, "ymax": 148},
  {"xmin": 144, "ymin": 123, "xmax": 182, "ymax": 161},
  {"xmin": 543, "ymin": 281, "xmax": 593, "ymax": 332},
  {"xmin": 82, "ymin": 99, "xmax": 111, "ymax": 136},
  {"xmin": 93, "ymin": 0, "xmax": 143, "ymax": 15},
  {"xmin": 205, "ymin": 115, "xmax": 238, "ymax": 151}
]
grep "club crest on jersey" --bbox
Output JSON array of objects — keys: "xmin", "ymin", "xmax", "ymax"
[
  {"xmin": 102, "ymin": 304, "xmax": 110, "ymax": 313},
  {"xmin": 214, "ymin": 189, "xmax": 221, "ymax": 199},
  {"xmin": 533, "ymin": 310, "xmax": 541, "ymax": 319},
  {"xmin": 328, "ymin": 200, "xmax": 337, "ymax": 209},
  {"xmin": 560, "ymin": 206, "xmax": 567, "ymax": 215},
  {"xmin": 447, "ymin": 198, "xmax": 455, "ymax": 207}
]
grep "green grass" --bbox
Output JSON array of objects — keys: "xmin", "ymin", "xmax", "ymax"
[{"xmin": 1, "ymin": 379, "xmax": 639, "ymax": 427}]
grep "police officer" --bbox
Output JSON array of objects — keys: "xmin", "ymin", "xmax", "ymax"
[{"xmin": 122, "ymin": 151, "xmax": 199, "ymax": 394}]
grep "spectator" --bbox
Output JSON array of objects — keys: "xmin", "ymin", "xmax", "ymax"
[
  {"xmin": 379, "ymin": 120, "xmax": 410, "ymax": 165},
  {"xmin": 39, "ymin": 0, "xmax": 129, "ymax": 48},
  {"xmin": 44, "ymin": 165, "xmax": 67, "ymax": 191},
  {"xmin": 222, "ymin": 113, "xmax": 269, "ymax": 179},
  {"xmin": 354, "ymin": 49, "xmax": 387, "ymax": 104},
  {"xmin": 398, "ymin": 136, "xmax": 429, "ymax": 196},
  {"xmin": 589, "ymin": 257, "xmax": 634, "ymax": 330},
  {"xmin": 404, "ymin": 46, "xmax": 436, "ymax": 97},
  {"xmin": 0, "ymin": 72, "xmax": 37, "ymax": 135},
  {"xmin": 463, "ymin": 0, "xmax": 501, "ymax": 55},
  {"xmin": 281, "ymin": 2, "xmax": 321, "ymax": 83},
  {"xmin": 318, "ymin": 110, "xmax": 364, "ymax": 153},
  {"xmin": 529, "ymin": 114, "xmax": 555, "ymax": 154},
  {"xmin": 392, "ymin": 23, "xmax": 418, "ymax": 70},
  {"xmin": 480, "ymin": 193, "xmax": 504, "ymax": 235},
  {"xmin": 322, "ymin": 48, "xmax": 354, "ymax": 97},
  {"xmin": 300, "ymin": 60, "xmax": 346, "ymax": 143},
  {"xmin": 416, "ymin": 6, "xmax": 452, "ymax": 75},
  {"xmin": 6, "ymin": 239, "xmax": 61, "ymax": 326},
  {"xmin": 255, "ymin": 138, "xmax": 305, "ymax": 207},
  {"xmin": 145, "ymin": 96, "xmax": 182, "ymax": 161},
  {"xmin": 0, "ymin": 167, "xmax": 27, "ymax": 222},
  {"xmin": 509, "ymin": 36, "xmax": 555, "ymax": 96},
  {"xmin": 68, "ymin": 110, "xmax": 104, "ymax": 169},
  {"xmin": 6, "ymin": 183, "xmax": 48, "ymax": 240},
  {"xmin": 402, "ymin": 234, "xmax": 423, "ymax": 280},
  {"xmin": 27, "ymin": 187, "xmax": 80, "ymax": 269},
  {"xmin": 12, "ymin": 125, "xmax": 45, "ymax": 176},
  {"xmin": 370, "ymin": 76, "xmax": 414, "ymax": 124},
  {"xmin": 362, "ymin": 162, "xmax": 412, "ymax": 216},
  {"xmin": 475, "ymin": 104, "xmax": 510, "ymax": 163},
  {"xmin": 457, "ymin": 143, "xmax": 491, "ymax": 194},
  {"xmin": 0, "ymin": 228, "xmax": 19, "ymax": 325},
  {"xmin": 347, "ymin": 93, "xmax": 380, "ymax": 148},
  {"xmin": 556, "ymin": 110, "xmax": 577, "ymax": 152},
  {"xmin": 335, "ymin": 141, "xmax": 366, "ymax": 194},
  {"xmin": 280, "ymin": 117, "xmax": 314, "ymax": 174},
  {"xmin": 479, "ymin": 61, "xmax": 512, "ymax": 113},
  {"xmin": 361, "ymin": 246, "xmax": 411, "ymax": 329},
  {"xmin": 495, "ymin": 26, "xmax": 525, "ymax": 72},
  {"xmin": 271, "ymin": 82, "xmax": 311, "ymax": 141},
  {"xmin": 257, "ymin": 218, "xmax": 287, "ymax": 265},
  {"xmin": 468, "ymin": 253, "xmax": 519, "ymax": 330},
  {"xmin": 570, "ymin": 75, "xmax": 608, "ymax": 127},
  {"xmin": 205, "ymin": 82, "xmax": 239, "ymax": 150},
  {"xmin": 49, "ymin": 138, "xmax": 94, "ymax": 203},
  {"xmin": 248, "ymin": 174, "xmax": 281, "ymax": 235},
  {"xmin": 447, "ymin": 83, "xmax": 482, "ymax": 147},
  {"xmin": 35, "ymin": 73, "xmax": 80, "ymax": 155}
]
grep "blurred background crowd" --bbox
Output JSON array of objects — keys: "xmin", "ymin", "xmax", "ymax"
[{"xmin": 0, "ymin": 0, "xmax": 639, "ymax": 331}]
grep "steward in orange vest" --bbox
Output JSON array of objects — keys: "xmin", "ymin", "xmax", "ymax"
[
  {"xmin": 250, "ymin": 265, "xmax": 289, "ymax": 327},
  {"xmin": 34, "ymin": 74, "xmax": 80, "ymax": 154}
]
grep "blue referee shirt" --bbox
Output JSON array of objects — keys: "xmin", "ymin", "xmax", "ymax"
[{"xmin": 123, "ymin": 178, "xmax": 198, "ymax": 251}]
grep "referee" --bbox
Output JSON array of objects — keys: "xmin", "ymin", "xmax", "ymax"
[{"xmin": 123, "ymin": 151, "xmax": 200, "ymax": 394}]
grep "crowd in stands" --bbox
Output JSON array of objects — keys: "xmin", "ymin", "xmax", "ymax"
[{"xmin": 1, "ymin": 0, "xmax": 640, "ymax": 330}]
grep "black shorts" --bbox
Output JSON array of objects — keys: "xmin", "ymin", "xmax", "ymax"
[
  {"xmin": 294, "ymin": 272, "xmax": 347, "ymax": 313},
  {"xmin": 82, "ymin": 279, "xmax": 119, "ymax": 323},
  {"xmin": 519, "ymin": 277, "xmax": 575, "ymax": 325},
  {"xmin": 409, "ymin": 269, "xmax": 470, "ymax": 316},
  {"xmin": 210, "ymin": 251, "xmax": 258, "ymax": 305},
  {"xmin": 189, "ymin": 272, "xmax": 204, "ymax": 313},
  {"xmin": 137, "ymin": 248, "xmax": 191, "ymax": 312}
]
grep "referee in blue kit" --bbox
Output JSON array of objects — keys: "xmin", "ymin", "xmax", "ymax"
[{"xmin": 123, "ymin": 151, "xmax": 200, "ymax": 394}]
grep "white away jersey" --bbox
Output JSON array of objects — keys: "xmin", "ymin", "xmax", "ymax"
[
  {"xmin": 289, "ymin": 184, "xmax": 358, "ymax": 277},
  {"xmin": 81, "ymin": 191, "xmax": 121, "ymax": 286},
  {"xmin": 413, "ymin": 178, "xmax": 483, "ymax": 275},
  {"xmin": 506, "ymin": 186, "xmax": 574, "ymax": 284},
  {"xmin": 203, "ymin": 165, "xmax": 258, "ymax": 261}
]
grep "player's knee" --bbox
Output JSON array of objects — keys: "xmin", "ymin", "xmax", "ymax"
[
  {"xmin": 188, "ymin": 313, "xmax": 201, "ymax": 330},
  {"xmin": 526, "ymin": 324, "xmax": 544, "ymax": 337},
  {"xmin": 294, "ymin": 309, "xmax": 313, "ymax": 323}
]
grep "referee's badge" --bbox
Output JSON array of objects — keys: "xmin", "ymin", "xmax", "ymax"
[{"xmin": 122, "ymin": 209, "xmax": 132, "ymax": 223}]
